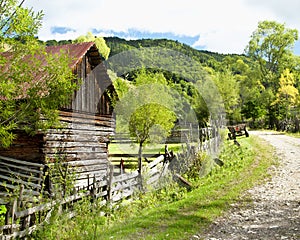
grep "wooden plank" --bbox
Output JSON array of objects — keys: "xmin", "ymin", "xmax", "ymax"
[
  {"xmin": 112, "ymin": 171, "xmax": 139, "ymax": 183},
  {"xmin": 75, "ymin": 171, "xmax": 107, "ymax": 181},
  {"xmin": 44, "ymin": 141, "xmax": 106, "ymax": 148},
  {"xmin": 58, "ymin": 122, "xmax": 115, "ymax": 131},
  {"xmin": 43, "ymin": 146, "xmax": 107, "ymax": 154},
  {"xmin": 45, "ymin": 128, "xmax": 113, "ymax": 136},
  {"xmin": 109, "ymin": 153, "xmax": 161, "ymax": 158},
  {"xmin": 74, "ymin": 164, "xmax": 108, "ymax": 173},
  {"xmin": 43, "ymin": 134, "xmax": 101, "ymax": 142},
  {"xmin": 0, "ymin": 182, "xmax": 40, "ymax": 196},
  {"xmin": 67, "ymin": 113, "xmax": 113, "ymax": 122},
  {"xmin": 0, "ymin": 168, "xmax": 42, "ymax": 182},
  {"xmin": 66, "ymin": 159, "xmax": 107, "ymax": 166},
  {"xmin": 59, "ymin": 115, "xmax": 114, "ymax": 127},
  {"xmin": 0, "ymin": 174, "xmax": 41, "ymax": 190},
  {"xmin": 111, "ymin": 180, "xmax": 138, "ymax": 192},
  {"xmin": 147, "ymin": 155, "xmax": 164, "ymax": 169},
  {"xmin": 94, "ymin": 191, "xmax": 108, "ymax": 198},
  {"xmin": 0, "ymin": 156, "xmax": 43, "ymax": 168},
  {"xmin": 0, "ymin": 162, "xmax": 43, "ymax": 175},
  {"xmin": 45, "ymin": 153, "xmax": 108, "ymax": 161},
  {"xmin": 147, "ymin": 173, "xmax": 160, "ymax": 185}
]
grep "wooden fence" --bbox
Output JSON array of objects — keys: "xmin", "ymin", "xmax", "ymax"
[{"xmin": 0, "ymin": 127, "xmax": 221, "ymax": 239}]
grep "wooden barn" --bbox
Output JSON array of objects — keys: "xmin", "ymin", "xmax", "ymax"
[{"xmin": 0, "ymin": 42, "xmax": 116, "ymax": 194}]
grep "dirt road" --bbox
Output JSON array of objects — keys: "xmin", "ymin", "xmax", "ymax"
[{"xmin": 198, "ymin": 131, "xmax": 300, "ymax": 240}]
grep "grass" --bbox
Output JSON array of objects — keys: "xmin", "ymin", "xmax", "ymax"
[
  {"xmin": 284, "ymin": 131, "xmax": 300, "ymax": 138},
  {"xmin": 33, "ymin": 136, "xmax": 276, "ymax": 240},
  {"xmin": 108, "ymin": 142, "xmax": 188, "ymax": 155}
]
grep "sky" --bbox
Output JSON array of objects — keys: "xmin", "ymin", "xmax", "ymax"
[{"xmin": 24, "ymin": 0, "xmax": 300, "ymax": 55}]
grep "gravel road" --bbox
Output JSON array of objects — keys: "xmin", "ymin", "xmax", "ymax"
[{"xmin": 196, "ymin": 131, "xmax": 300, "ymax": 240}]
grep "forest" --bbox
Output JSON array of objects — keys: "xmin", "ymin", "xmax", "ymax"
[{"xmin": 44, "ymin": 21, "xmax": 300, "ymax": 132}]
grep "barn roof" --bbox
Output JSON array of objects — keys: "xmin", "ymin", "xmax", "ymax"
[
  {"xmin": 0, "ymin": 42, "xmax": 106, "ymax": 100},
  {"xmin": 45, "ymin": 42, "xmax": 103, "ymax": 68}
]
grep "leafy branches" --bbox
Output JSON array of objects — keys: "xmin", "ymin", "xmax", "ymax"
[{"xmin": 0, "ymin": 1, "xmax": 77, "ymax": 147}]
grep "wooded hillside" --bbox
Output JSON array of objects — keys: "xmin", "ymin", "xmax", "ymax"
[{"xmin": 44, "ymin": 22, "xmax": 300, "ymax": 131}]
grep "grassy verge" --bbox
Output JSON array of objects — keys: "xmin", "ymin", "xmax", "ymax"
[
  {"xmin": 33, "ymin": 136, "xmax": 276, "ymax": 240},
  {"xmin": 284, "ymin": 132, "xmax": 300, "ymax": 138}
]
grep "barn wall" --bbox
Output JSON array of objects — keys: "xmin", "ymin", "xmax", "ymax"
[
  {"xmin": 0, "ymin": 131, "xmax": 44, "ymax": 163},
  {"xmin": 68, "ymin": 58, "xmax": 113, "ymax": 116},
  {"xmin": 44, "ymin": 111, "xmax": 115, "ymax": 187}
]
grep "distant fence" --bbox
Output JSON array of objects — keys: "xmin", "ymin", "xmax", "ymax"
[{"xmin": 0, "ymin": 127, "xmax": 222, "ymax": 239}]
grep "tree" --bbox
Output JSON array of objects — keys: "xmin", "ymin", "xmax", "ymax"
[
  {"xmin": 209, "ymin": 68, "xmax": 241, "ymax": 123},
  {"xmin": 74, "ymin": 32, "xmax": 110, "ymax": 59},
  {"xmin": 114, "ymin": 70, "xmax": 176, "ymax": 172},
  {"xmin": 273, "ymin": 69, "xmax": 299, "ymax": 128},
  {"xmin": 0, "ymin": 0, "xmax": 77, "ymax": 147},
  {"xmin": 245, "ymin": 20, "xmax": 299, "ymax": 128},
  {"xmin": 245, "ymin": 21, "xmax": 298, "ymax": 81}
]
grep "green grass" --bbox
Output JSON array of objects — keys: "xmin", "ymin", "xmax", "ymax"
[
  {"xmin": 108, "ymin": 142, "xmax": 188, "ymax": 155},
  {"xmin": 284, "ymin": 131, "xmax": 300, "ymax": 138},
  {"xmin": 33, "ymin": 136, "xmax": 276, "ymax": 240}
]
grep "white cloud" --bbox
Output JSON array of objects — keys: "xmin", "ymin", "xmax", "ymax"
[{"xmin": 24, "ymin": 0, "xmax": 300, "ymax": 54}]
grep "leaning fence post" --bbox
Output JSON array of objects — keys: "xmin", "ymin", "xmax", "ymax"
[
  {"xmin": 4, "ymin": 202, "xmax": 11, "ymax": 234},
  {"xmin": 108, "ymin": 165, "xmax": 114, "ymax": 204},
  {"xmin": 17, "ymin": 184, "xmax": 24, "ymax": 209},
  {"xmin": 11, "ymin": 198, "xmax": 17, "ymax": 234},
  {"xmin": 91, "ymin": 175, "xmax": 96, "ymax": 202}
]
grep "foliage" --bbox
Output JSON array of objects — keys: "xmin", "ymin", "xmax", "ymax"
[
  {"xmin": 245, "ymin": 20, "xmax": 299, "ymax": 129},
  {"xmin": 114, "ymin": 69, "xmax": 177, "ymax": 169},
  {"xmin": 183, "ymin": 151, "xmax": 212, "ymax": 182},
  {"xmin": 245, "ymin": 20, "xmax": 298, "ymax": 80},
  {"xmin": 0, "ymin": 0, "xmax": 77, "ymax": 147},
  {"xmin": 0, "ymin": 205, "xmax": 6, "ymax": 225},
  {"xmin": 74, "ymin": 32, "xmax": 110, "ymax": 60},
  {"xmin": 210, "ymin": 68, "xmax": 241, "ymax": 123},
  {"xmin": 45, "ymin": 154, "xmax": 76, "ymax": 198},
  {"xmin": 274, "ymin": 69, "xmax": 299, "ymax": 106}
]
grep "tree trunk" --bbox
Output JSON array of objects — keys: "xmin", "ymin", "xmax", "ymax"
[{"xmin": 138, "ymin": 142, "xmax": 143, "ymax": 173}]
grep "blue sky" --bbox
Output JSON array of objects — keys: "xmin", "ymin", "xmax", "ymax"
[{"xmin": 25, "ymin": 0, "xmax": 300, "ymax": 55}]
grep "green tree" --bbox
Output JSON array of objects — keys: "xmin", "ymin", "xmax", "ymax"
[
  {"xmin": 245, "ymin": 20, "xmax": 299, "ymax": 128},
  {"xmin": 0, "ymin": 0, "xmax": 77, "ymax": 147},
  {"xmin": 209, "ymin": 68, "xmax": 241, "ymax": 123},
  {"xmin": 245, "ymin": 20, "xmax": 298, "ymax": 81},
  {"xmin": 74, "ymin": 32, "xmax": 110, "ymax": 59},
  {"xmin": 273, "ymin": 69, "xmax": 299, "ymax": 124},
  {"xmin": 114, "ymin": 70, "xmax": 176, "ymax": 172}
]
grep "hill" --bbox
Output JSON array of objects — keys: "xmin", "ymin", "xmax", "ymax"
[{"xmin": 104, "ymin": 37, "xmax": 245, "ymax": 68}]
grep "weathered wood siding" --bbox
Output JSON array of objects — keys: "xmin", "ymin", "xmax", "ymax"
[
  {"xmin": 0, "ymin": 131, "xmax": 44, "ymax": 163},
  {"xmin": 68, "ymin": 58, "xmax": 113, "ymax": 115},
  {"xmin": 44, "ymin": 111, "xmax": 115, "ymax": 187}
]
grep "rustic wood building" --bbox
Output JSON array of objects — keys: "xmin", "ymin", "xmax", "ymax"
[{"xmin": 0, "ymin": 42, "xmax": 115, "ymax": 191}]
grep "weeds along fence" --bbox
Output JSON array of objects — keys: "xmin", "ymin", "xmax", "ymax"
[{"xmin": 0, "ymin": 127, "xmax": 221, "ymax": 239}]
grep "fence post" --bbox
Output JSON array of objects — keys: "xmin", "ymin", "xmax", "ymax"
[
  {"xmin": 17, "ymin": 184, "xmax": 24, "ymax": 209},
  {"xmin": 107, "ymin": 165, "xmax": 114, "ymax": 204},
  {"xmin": 11, "ymin": 198, "xmax": 17, "ymax": 234},
  {"xmin": 91, "ymin": 175, "xmax": 96, "ymax": 202}
]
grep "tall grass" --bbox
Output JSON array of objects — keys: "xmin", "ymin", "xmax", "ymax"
[{"xmin": 33, "ymin": 136, "xmax": 275, "ymax": 240}]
